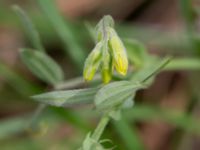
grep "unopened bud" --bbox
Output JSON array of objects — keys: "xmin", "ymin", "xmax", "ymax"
[
  {"xmin": 83, "ymin": 42, "xmax": 102, "ymax": 81},
  {"xmin": 101, "ymin": 45, "xmax": 113, "ymax": 84},
  {"xmin": 95, "ymin": 15, "xmax": 114, "ymax": 42},
  {"xmin": 108, "ymin": 28, "xmax": 128, "ymax": 76},
  {"xmin": 101, "ymin": 67, "xmax": 112, "ymax": 84}
]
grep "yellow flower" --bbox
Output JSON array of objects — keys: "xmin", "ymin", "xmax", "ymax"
[
  {"xmin": 108, "ymin": 28, "xmax": 128, "ymax": 76},
  {"xmin": 83, "ymin": 42, "xmax": 102, "ymax": 81}
]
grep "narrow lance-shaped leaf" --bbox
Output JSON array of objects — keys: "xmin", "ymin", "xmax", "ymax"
[
  {"xmin": 20, "ymin": 48, "xmax": 64, "ymax": 85},
  {"xmin": 12, "ymin": 5, "xmax": 45, "ymax": 52},
  {"xmin": 131, "ymin": 56, "xmax": 171, "ymax": 85},
  {"xmin": 32, "ymin": 87, "xmax": 99, "ymax": 107}
]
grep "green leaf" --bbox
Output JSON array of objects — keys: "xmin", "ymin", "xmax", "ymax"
[
  {"xmin": 20, "ymin": 48, "xmax": 64, "ymax": 85},
  {"xmin": 122, "ymin": 95, "xmax": 134, "ymax": 109},
  {"xmin": 124, "ymin": 39, "xmax": 148, "ymax": 68},
  {"xmin": 131, "ymin": 56, "xmax": 171, "ymax": 84},
  {"xmin": 164, "ymin": 58, "xmax": 200, "ymax": 70},
  {"xmin": 12, "ymin": 5, "xmax": 45, "ymax": 52},
  {"xmin": 94, "ymin": 81, "xmax": 144, "ymax": 111},
  {"xmin": 37, "ymin": 0, "xmax": 86, "ymax": 69},
  {"xmin": 32, "ymin": 87, "xmax": 99, "ymax": 107}
]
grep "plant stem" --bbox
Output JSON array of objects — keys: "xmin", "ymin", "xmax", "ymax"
[
  {"xmin": 54, "ymin": 74, "xmax": 101, "ymax": 90},
  {"xmin": 91, "ymin": 114, "xmax": 110, "ymax": 141},
  {"xmin": 28, "ymin": 104, "xmax": 46, "ymax": 129}
]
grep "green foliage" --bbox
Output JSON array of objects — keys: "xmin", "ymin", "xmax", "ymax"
[
  {"xmin": 131, "ymin": 56, "xmax": 171, "ymax": 84},
  {"xmin": 113, "ymin": 118, "xmax": 144, "ymax": 150},
  {"xmin": 94, "ymin": 81, "xmax": 144, "ymax": 111},
  {"xmin": 37, "ymin": 0, "xmax": 86, "ymax": 69},
  {"xmin": 180, "ymin": 0, "xmax": 196, "ymax": 30},
  {"xmin": 125, "ymin": 105, "xmax": 200, "ymax": 134},
  {"xmin": 124, "ymin": 39, "xmax": 148, "ymax": 68},
  {"xmin": 32, "ymin": 87, "xmax": 99, "ymax": 107},
  {"xmin": 31, "ymin": 56, "xmax": 169, "ymax": 109},
  {"xmin": 0, "ymin": 61, "xmax": 40, "ymax": 95},
  {"xmin": 164, "ymin": 58, "xmax": 200, "ymax": 70},
  {"xmin": 13, "ymin": 5, "xmax": 45, "ymax": 52},
  {"xmin": 0, "ymin": 117, "xmax": 27, "ymax": 139},
  {"xmin": 50, "ymin": 107, "xmax": 91, "ymax": 131},
  {"xmin": 78, "ymin": 133, "xmax": 107, "ymax": 150},
  {"xmin": 20, "ymin": 48, "xmax": 64, "ymax": 85}
]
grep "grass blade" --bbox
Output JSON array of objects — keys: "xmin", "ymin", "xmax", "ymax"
[
  {"xmin": 125, "ymin": 105, "xmax": 200, "ymax": 134},
  {"xmin": 37, "ymin": 0, "xmax": 86, "ymax": 69},
  {"xmin": 12, "ymin": 5, "xmax": 45, "ymax": 52},
  {"xmin": 113, "ymin": 118, "xmax": 144, "ymax": 150},
  {"xmin": 164, "ymin": 58, "xmax": 200, "ymax": 70}
]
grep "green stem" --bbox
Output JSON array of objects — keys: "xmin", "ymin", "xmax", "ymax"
[
  {"xmin": 91, "ymin": 114, "xmax": 110, "ymax": 141},
  {"xmin": 54, "ymin": 74, "xmax": 101, "ymax": 90},
  {"xmin": 27, "ymin": 104, "xmax": 46, "ymax": 129}
]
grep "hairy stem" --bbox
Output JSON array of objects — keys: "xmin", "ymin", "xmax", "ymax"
[{"xmin": 91, "ymin": 114, "xmax": 110, "ymax": 141}]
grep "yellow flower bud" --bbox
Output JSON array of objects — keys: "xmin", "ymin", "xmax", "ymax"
[
  {"xmin": 101, "ymin": 44, "xmax": 113, "ymax": 84},
  {"xmin": 101, "ymin": 69, "xmax": 112, "ymax": 84},
  {"xmin": 83, "ymin": 42, "xmax": 102, "ymax": 81},
  {"xmin": 108, "ymin": 28, "xmax": 128, "ymax": 76}
]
